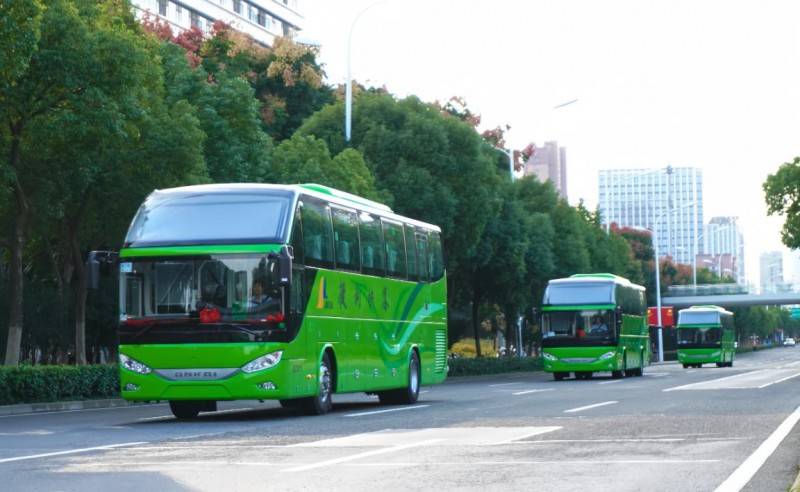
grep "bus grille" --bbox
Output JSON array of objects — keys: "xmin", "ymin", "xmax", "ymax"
[{"xmin": 435, "ymin": 330, "xmax": 447, "ymax": 373}]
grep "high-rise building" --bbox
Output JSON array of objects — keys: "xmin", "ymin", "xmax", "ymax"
[
  {"xmin": 703, "ymin": 216, "xmax": 745, "ymax": 284},
  {"xmin": 760, "ymin": 251, "xmax": 786, "ymax": 294},
  {"xmin": 598, "ymin": 166, "xmax": 703, "ymax": 265},
  {"xmin": 131, "ymin": 0, "xmax": 304, "ymax": 47},
  {"xmin": 524, "ymin": 141, "xmax": 567, "ymax": 200}
]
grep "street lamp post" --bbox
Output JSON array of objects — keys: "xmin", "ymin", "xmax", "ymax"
[
  {"xmin": 345, "ymin": 1, "xmax": 387, "ymax": 143},
  {"xmin": 495, "ymin": 147, "xmax": 515, "ymax": 181}
]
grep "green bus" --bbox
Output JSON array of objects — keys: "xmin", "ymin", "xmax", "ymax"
[
  {"xmin": 677, "ymin": 305, "xmax": 735, "ymax": 368},
  {"xmin": 539, "ymin": 274, "xmax": 649, "ymax": 380},
  {"xmin": 103, "ymin": 183, "xmax": 447, "ymax": 418}
]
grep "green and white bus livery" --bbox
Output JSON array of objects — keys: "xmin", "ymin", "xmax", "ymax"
[
  {"xmin": 677, "ymin": 305, "xmax": 735, "ymax": 368},
  {"xmin": 99, "ymin": 183, "xmax": 447, "ymax": 419},
  {"xmin": 539, "ymin": 274, "xmax": 649, "ymax": 380}
]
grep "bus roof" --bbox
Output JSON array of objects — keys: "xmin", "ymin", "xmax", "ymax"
[
  {"xmin": 548, "ymin": 273, "xmax": 645, "ymax": 292},
  {"xmin": 679, "ymin": 305, "xmax": 733, "ymax": 316},
  {"xmin": 148, "ymin": 183, "xmax": 441, "ymax": 232}
]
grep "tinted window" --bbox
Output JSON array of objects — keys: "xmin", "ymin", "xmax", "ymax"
[
  {"xmin": 301, "ymin": 199, "xmax": 334, "ymax": 269},
  {"xmin": 126, "ymin": 191, "xmax": 292, "ymax": 247},
  {"xmin": 416, "ymin": 232, "xmax": 429, "ymax": 281},
  {"xmin": 405, "ymin": 225, "xmax": 419, "ymax": 281},
  {"xmin": 359, "ymin": 212, "xmax": 385, "ymax": 276},
  {"xmin": 383, "ymin": 220, "xmax": 407, "ymax": 278},
  {"xmin": 428, "ymin": 231, "xmax": 444, "ymax": 281},
  {"xmin": 332, "ymin": 208, "xmax": 360, "ymax": 272}
]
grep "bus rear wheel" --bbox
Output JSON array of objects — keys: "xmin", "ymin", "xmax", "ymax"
[
  {"xmin": 378, "ymin": 351, "xmax": 421, "ymax": 405},
  {"xmin": 553, "ymin": 372, "xmax": 568, "ymax": 381}
]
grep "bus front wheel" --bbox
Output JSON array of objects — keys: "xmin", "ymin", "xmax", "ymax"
[
  {"xmin": 378, "ymin": 350, "xmax": 421, "ymax": 404},
  {"xmin": 300, "ymin": 352, "xmax": 334, "ymax": 415},
  {"xmin": 553, "ymin": 372, "xmax": 568, "ymax": 381},
  {"xmin": 169, "ymin": 400, "xmax": 213, "ymax": 420}
]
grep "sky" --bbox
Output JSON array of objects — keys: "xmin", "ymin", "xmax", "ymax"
[{"xmin": 301, "ymin": 0, "xmax": 800, "ymax": 286}]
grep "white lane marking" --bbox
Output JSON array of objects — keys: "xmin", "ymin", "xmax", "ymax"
[
  {"xmin": 489, "ymin": 382, "xmax": 522, "ymax": 387},
  {"xmin": 344, "ymin": 459, "xmax": 721, "ymax": 466},
  {"xmin": 512, "ymin": 389, "xmax": 554, "ymax": 396},
  {"xmin": 757, "ymin": 372, "xmax": 800, "ymax": 389},
  {"xmin": 686, "ymin": 370, "xmax": 696, "ymax": 374},
  {"xmin": 0, "ymin": 404, "xmax": 167, "ymax": 419},
  {"xmin": 644, "ymin": 372, "xmax": 669, "ymax": 377},
  {"xmin": 344, "ymin": 405, "xmax": 429, "ymax": 417},
  {"xmin": 505, "ymin": 437, "xmax": 746, "ymax": 444},
  {"xmin": 208, "ymin": 407, "xmax": 255, "ymax": 415},
  {"xmin": 563, "ymin": 401, "xmax": 618, "ymax": 413},
  {"xmin": 663, "ymin": 370, "xmax": 769, "ymax": 392},
  {"xmin": 597, "ymin": 379, "xmax": 623, "ymax": 385},
  {"xmin": 282, "ymin": 438, "xmax": 443, "ymax": 472},
  {"xmin": 713, "ymin": 404, "xmax": 800, "ymax": 492},
  {"xmin": 0, "ymin": 441, "xmax": 148, "ymax": 464},
  {"xmin": 137, "ymin": 415, "xmax": 173, "ymax": 422},
  {"xmin": 0, "ymin": 430, "xmax": 54, "ymax": 436},
  {"xmin": 489, "ymin": 427, "xmax": 563, "ymax": 445}
]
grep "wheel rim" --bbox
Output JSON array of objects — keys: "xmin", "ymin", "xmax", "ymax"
[
  {"xmin": 410, "ymin": 356, "xmax": 419, "ymax": 394},
  {"xmin": 319, "ymin": 361, "xmax": 331, "ymax": 405}
]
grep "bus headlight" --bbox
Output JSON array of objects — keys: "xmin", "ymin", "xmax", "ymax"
[
  {"xmin": 543, "ymin": 352, "xmax": 558, "ymax": 361},
  {"xmin": 242, "ymin": 351, "xmax": 283, "ymax": 374},
  {"xmin": 119, "ymin": 354, "xmax": 152, "ymax": 375},
  {"xmin": 599, "ymin": 351, "xmax": 617, "ymax": 360}
]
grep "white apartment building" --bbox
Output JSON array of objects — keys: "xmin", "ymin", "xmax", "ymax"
[
  {"xmin": 598, "ymin": 166, "xmax": 704, "ymax": 265},
  {"xmin": 131, "ymin": 0, "xmax": 304, "ymax": 46},
  {"xmin": 704, "ymin": 216, "xmax": 746, "ymax": 284}
]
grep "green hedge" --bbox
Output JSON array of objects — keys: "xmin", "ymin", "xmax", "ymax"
[
  {"xmin": 0, "ymin": 365, "xmax": 119, "ymax": 406},
  {"xmin": 447, "ymin": 356, "xmax": 541, "ymax": 377}
]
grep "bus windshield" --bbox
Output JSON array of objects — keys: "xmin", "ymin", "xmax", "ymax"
[
  {"xmin": 544, "ymin": 283, "xmax": 614, "ymax": 305},
  {"xmin": 678, "ymin": 311, "xmax": 720, "ymax": 325},
  {"xmin": 125, "ymin": 191, "xmax": 292, "ymax": 247},
  {"xmin": 677, "ymin": 327, "xmax": 722, "ymax": 348},
  {"xmin": 542, "ymin": 310, "xmax": 616, "ymax": 342},
  {"xmin": 120, "ymin": 255, "xmax": 283, "ymax": 321}
]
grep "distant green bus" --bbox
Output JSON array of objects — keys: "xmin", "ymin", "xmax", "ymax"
[
  {"xmin": 677, "ymin": 305, "xmax": 735, "ymax": 368},
  {"xmin": 103, "ymin": 183, "xmax": 447, "ymax": 419},
  {"xmin": 540, "ymin": 274, "xmax": 649, "ymax": 380}
]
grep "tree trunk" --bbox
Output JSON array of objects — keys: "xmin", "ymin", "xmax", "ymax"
[
  {"xmin": 71, "ymin": 230, "xmax": 87, "ymax": 365},
  {"xmin": 4, "ymin": 128, "xmax": 28, "ymax": 366},
  {"xmin": 471, "ymin": 289, "xmax": 482, "ymax": 358}
]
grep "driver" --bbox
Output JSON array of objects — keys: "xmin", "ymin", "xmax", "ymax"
[{"xmin": 590, "ymin": 315, "xmax": 609, "ymax": 335}]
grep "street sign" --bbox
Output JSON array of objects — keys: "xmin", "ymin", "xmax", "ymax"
[{"xmin": 648, "ymin": 306, "xmax": 675, "ymax": 327}]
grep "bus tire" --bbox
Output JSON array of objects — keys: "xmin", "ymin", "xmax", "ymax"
[
  {"xmin": 169, "ymin": 400, "xmax": 201, "ymax": 420},
  {"xmin": 300, "ymin": 352, "xmax": 334, "ymax": 415},
  {"xmin": 634, "ymin": 352, "xmax": 644, "ymax": 376},
  {"xmin": 612, "ymin": 355, "xmax": 626, "ymax": 379},
  {"xmin": 378, "ymin": 350, "xmax": 421, "ymax": 405},
  {"xmin": 716, "ymin": 362, "xmax": 724, "ymax": 368},
  {"xmin": 682, "ymin": 364, "xmax": 689, "ymax": 369},
  {"xmin": 553, "ymin": 372, "xmax": 567, "ymax": 381}
]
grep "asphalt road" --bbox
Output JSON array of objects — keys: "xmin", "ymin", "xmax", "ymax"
[{"xmin": 2, "ymin": 348, "xmax": 800, "ymax": 492}]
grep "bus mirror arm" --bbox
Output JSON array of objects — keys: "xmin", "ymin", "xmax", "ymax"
[
  {"xmin": 615, "ymin": 307, "xmax": 623, "ymax": 328},
  {"xmin": 86, "ymin": 251, "xmax": 119, "ymax": 290}
]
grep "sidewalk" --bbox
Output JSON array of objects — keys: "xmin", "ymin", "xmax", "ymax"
[{"xmin": 0, "ymin": 398, "xmax": 158, "ymax": 417}]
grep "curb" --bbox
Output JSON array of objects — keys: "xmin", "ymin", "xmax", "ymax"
[{"xmin": 0, "ymin": 398, "xmax": 159, "ymax": 417}]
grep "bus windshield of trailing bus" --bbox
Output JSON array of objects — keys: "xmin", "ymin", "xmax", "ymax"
[{"xmin": 677, "ymin": 311, "xmax": 723, "ymax": 348}]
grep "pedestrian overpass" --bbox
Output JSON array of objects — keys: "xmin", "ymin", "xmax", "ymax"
[{"xmin": 661, "ymin": 290, "xmax": 800, "ymax": 308}]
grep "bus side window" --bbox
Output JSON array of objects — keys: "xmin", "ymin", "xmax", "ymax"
[
  {"xmin": 290, "ymin": 207, "xmax": 304, "ymax": 265},
  {"xmin": 382, "ymin": 220, "xmax": 407, "ymax": 279},
  {"xmin": 332, "ymin": 207, "xmax": 360, "ymax": 272},
  {"xmin": 416, "ymin": 232, "xmax": 429, "ymax": 282},
  {"xmin": 301, "ymin": 198, "xmax": 334, "ymax": 269},
  {"xmin": 405, "ymin": 224, "xmax": 418, "ymax": 282},
  {"xmin": 359, "ymin": 212, "xmax": 385, "ymax": 276},
  {"xmin": 428, "ymin": 231, "xmax": 444, "ymax": 281}
]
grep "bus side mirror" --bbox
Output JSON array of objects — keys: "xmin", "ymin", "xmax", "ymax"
[
  {"xmin": 88, "ymin": 252, "xmax": 101, "ymax": 290},
  {"xmin": 87, "ymin": 251, "xmax": 119, "ymax": 290},
  {"xmin": 531, "ymin": 307, "xmax": 539, "ymax": 322},
  {"xmin": 615, "ymin": 307, "xmax": 623, "ymax": 327},
  {"xmin": 271, "ymin": 246, "xmax": 293, "ymax": 287}
]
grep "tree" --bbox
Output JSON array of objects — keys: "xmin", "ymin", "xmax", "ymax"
[
  {"xmin": 269, "ymin": 134, "xmax": 379, "ymax": 198},
  {"xmin": 0, "ymin": 0, "xmax": 42, "ymax": 93},
  {"xmin": 764, "ymin": 156, "xmax": 800, "ymax": 248}
]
